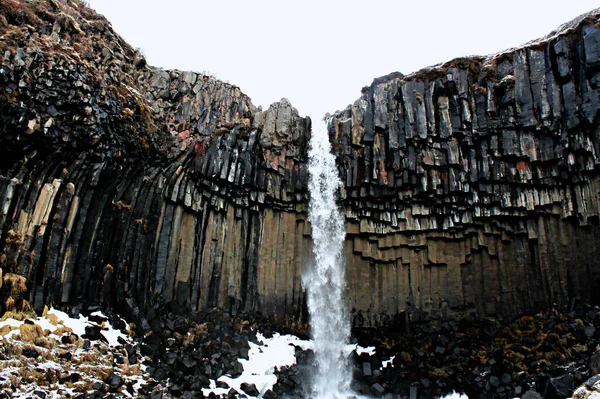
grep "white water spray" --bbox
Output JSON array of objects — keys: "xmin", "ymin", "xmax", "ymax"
[{"xmin": 304, "ymin": 118, "xmax": 352, "ymax": 398}]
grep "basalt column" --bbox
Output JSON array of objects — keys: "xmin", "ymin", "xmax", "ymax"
[
  {"xmin": 330, "ymin": 11, "xmax": 600, "ymax": 326},
  {"xmin": 0, "ymin": 97, "xmax": 313, "ymax": 326},
  {"xmin": 2, "ymin": 0, "xmax": 600, "ymax": 328},
  {"xmin": 0, "ymin": 0, "xmax": 314, "ymax": 326}
]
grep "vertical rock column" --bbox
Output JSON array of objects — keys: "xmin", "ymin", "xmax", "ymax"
[{"xmin": 330, "ymin": 16, "xmax": 600, "ymax": 325}]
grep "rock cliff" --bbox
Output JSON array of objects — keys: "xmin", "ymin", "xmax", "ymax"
[
  {"xmin": 0, "ymin": 0, "xmax": 599, "ymax": 329},
  {"xmin": 330, "ymin": 10, "xmax": 600, "ymax": 325},
  {"xmin": 0, "ymin": 0, "xmax": 312, "ymax": 329}
]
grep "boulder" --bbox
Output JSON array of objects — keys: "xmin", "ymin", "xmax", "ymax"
[
  {"xmin": 543, "ymin": 374, "xmax": 574, "ymax": 399},
  {"xmin": 240, "ymin": 382, "xmax": 259, "ymax": 396}
]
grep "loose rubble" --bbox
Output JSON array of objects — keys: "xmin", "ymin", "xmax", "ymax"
[
  {"xmin": 0, "ymin": 307, "xmax": 149, "ymax": 398},
  {"xmin": 1, "ymin": 304, "xmax": 600, "ymax": 398}
]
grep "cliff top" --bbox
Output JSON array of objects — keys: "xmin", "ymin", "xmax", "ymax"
[
  {"xmin": 397, "ymin": 8, "xmax": 600, "ymax": 85},
  {"xmin": 0, "ymin": 0, "xmax": 268, "ymax": 169}
]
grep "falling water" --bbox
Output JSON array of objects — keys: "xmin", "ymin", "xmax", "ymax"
[{"xmin": 304, "ymin": 118, "xmax": 352, "ymax": 398}]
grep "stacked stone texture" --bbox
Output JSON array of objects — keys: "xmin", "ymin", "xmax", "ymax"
[
  {"xmin": 330, "ymin": 10, "xmax": 600, "ymax": 325},
  {"xmin": 1, "ymin": 0, "xmax": 600, "ymax": 328},
  {"xmin": 0, "ymin": 0, "xmax": 311, "ymax": 329}
]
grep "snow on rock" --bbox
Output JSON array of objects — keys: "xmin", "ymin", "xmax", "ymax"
[
  {"xmin": 355, "ymin": 344, "xmax": 376, "ymax": 356},
  {"xmin": 0, "ymin": 307, "xmax": 152, "ymax": 398},
  {"xmin": 204, "ymin": 333, "xmax": 310, "ymax": 397},
  {"xmin": 46, "ymin": 308, "xmax": 129, "ymax": 346},
  {"xmin": 439, "ymin": 391, "xmax": 469, "ymax": 399},
  {"xmin": 47, "ymin": 308, "xmax": 89, "ymax": 336}
]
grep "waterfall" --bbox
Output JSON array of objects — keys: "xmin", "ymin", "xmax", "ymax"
[{"xmin": 304, "ymin": 118, "xmax": 352, "ymax": 398}]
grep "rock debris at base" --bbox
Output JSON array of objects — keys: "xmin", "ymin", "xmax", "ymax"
[{"xmin": 3, "ymin": 305, "xmax": 600, "ymax": 399}]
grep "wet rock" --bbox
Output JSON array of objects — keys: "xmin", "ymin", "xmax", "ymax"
[
  {"xmin": 543, "ymin": 374, "xmax": 574, "ymax": 399},
  {"xmin": 363, "ymin": 361, "xmax": 373, "ymax": 377},
  {"xmin": 151, "ymin": 367, "xmax": 167, "ymax": 382},
  {"xmin": 585, "ymin": 326, "xmax": 596, "ymax": 337},
  {"xmin": 240, "ymin": 382, "xmax": 259, "ymax": 396},
  {"xmin": 168, "ymin": 383, "xmax": 182, "ymax": 395},
  {"xmin": 163, "ymin": 352, "xmax": 177, "ymax": 365},
  {"xmin": 521, "ymin": 391, "xmax": 543, "ymax": 399},
  {"xmin": 22, "ymin": 348, "xmax": 40, "ymax": 358},
  {"xmin": 371, "ymin": 383, "xmax": 386, "ymax": 396},
  {"xmin": 585, "ymin": 375, "xmax": 600, "ymax": 389},
  {"xmin": 181, "ymin": 354, "xmax": 197, "ymax": 369},
  {"xmin": 149, "ymin": 392, "xmax": 163, "ymax": 399},
  {"xmin": 107, "ymin": 373, "xmax": 122, "ymax": 390},
  {"xmin": 263, "ymin": 389, "xmax": 278, "ymax": 399},
  {"xmin": 489, "ymin": 376, "xmax": 500, "ymax": 388},
  {"xmin": 590, "ymin": 352, "xmax": 600, "ymax": 375},
  {"xmin": 515, "ymin": 386, "xmax": 523, "ymax": 395},
  {"xmin": 230, "ymin": 361, "xmax": 244, "ymax": 378}
]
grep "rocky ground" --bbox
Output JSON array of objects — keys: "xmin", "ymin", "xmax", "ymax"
[
  {"xmin": 127, "ymin": 300, "xmax": 600, "ymax": 399},
  {"xmin": 2, "ymin": 291, "xmax": 600, "ymax": 398},
  {"xmin": 1, "ymin": 271, "xmax": 600, "ymax": 399},
  {"xmin": 0, "ymin": 307, "xmax": 152, "ymax": 398},
  {"xmin": 349, "ymin": 304, "xmax": 600, "ymax": 399}
]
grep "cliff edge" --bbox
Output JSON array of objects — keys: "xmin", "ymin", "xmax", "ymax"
[
  {"xmin": 330, "ymin": 8, "xmax": 600, "ymax": 324},
  {"xmin": 0, "ymin": 0, "xmax": 311, "ymax": 329}
]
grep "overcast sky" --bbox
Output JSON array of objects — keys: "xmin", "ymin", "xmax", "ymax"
[{"xmin": 87, "ymin": 1, "xmax": 599, "ymax": 120}]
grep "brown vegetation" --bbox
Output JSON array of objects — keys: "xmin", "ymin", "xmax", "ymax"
[
  {"xmin": 3, "ymin": 273, "xmax": 27, "ymax": 297},
  {"xmin": 18, "ymin": 323, "xmax": 42, "ymax": 343}
]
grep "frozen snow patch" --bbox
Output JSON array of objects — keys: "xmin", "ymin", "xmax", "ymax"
[
  {"xmin": 203, "ymin": 333, "xmax": 313, "ymax": 398},
  {"xmin": 382, "ymin": 355, "xmax": 396, "ymax": 368},
  {"xmin": 47, "ymin": 308, "xmax": 128, "ymax": 346},
  {"xmin": 439, "ymin": 391, "xmax": 469, "ymax": 399},
  {"xmin": 355, "ymin": 344, "xmax": 376, "ymax": 356}
]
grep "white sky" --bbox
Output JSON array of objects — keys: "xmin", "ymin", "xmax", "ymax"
[{"xmin": 87, "ymin": 1, "xmax": 599, "ymax": 120}]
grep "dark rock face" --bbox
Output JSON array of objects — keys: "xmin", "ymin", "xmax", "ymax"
[
  {"xmin": 544, "ymin": 374, "xmax": 574, "ymax": 399},
  {"xmin": 0, "ymin": 0, "xmax": 600, "ymax": 330},
  {"xmin": 329, "ymin": 11, "xmax": 600, "ymax": 325},
  {"xmin": 0, "ymin": 0, "xmax": 312, "ymax": 327}
]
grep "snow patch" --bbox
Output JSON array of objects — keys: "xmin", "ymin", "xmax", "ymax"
[
  {"xmin": 204, "ymin": 333, "xmax": 310, "ymax": 397},
  {"xmin": 47, "ymin": 308, "xmax": 128, "ymax": 346},
  {"xmin": 382, "ymin": 355, "xmax": 396, "ymax": 368},
  {"xmin": 355, "ymin": 344, "xmax": 376, "ymax": 356},
  {"xmin": 439, "ymin": 391, "xmax": 469, "ymax": 399}
]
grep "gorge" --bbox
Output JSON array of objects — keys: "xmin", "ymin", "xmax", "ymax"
[{"xmin": 1, "ymin": 1, "xmax": 600, "ymax": 397}]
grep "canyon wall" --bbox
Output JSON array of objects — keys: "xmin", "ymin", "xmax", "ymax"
[
  {"xmin": 332, "ymin": 11, "xmax": 600, "ymax": 325},
  {"xmin": 0, "ymin": 0, "xmax": 313, "ymax": 330},
  {"xmin": 0, "ymin": 0, "xmax": 599, "ymax": 329}
]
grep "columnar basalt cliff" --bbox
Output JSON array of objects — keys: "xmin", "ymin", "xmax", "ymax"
[
  {"xmin": 0, "ymin": 0, "xmax": 312, "ymax": 330},
  {"xmin": 330, "ymin": 11, "xmax": 600, "ymax": 325},
  {"xmin": 0, "ymin": 0, "xmax": 599, "ymax": 330}
]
